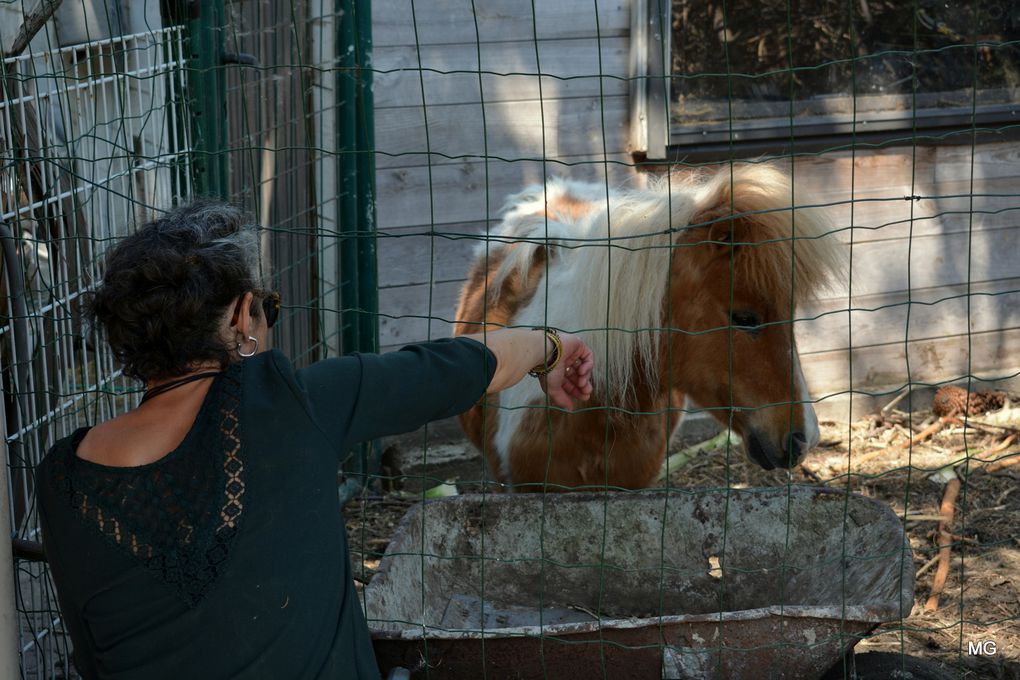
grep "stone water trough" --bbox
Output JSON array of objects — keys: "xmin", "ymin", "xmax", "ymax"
[{"xmin": 366, "ymin": 487, "xmax": 913, "ymax": 679}]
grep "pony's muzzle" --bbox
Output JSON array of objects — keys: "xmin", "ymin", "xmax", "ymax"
[
  {"xmin": 745, "ymin": 428, "xmax": 812, "ymax": 470},
  {"xmin": 785, "ymin": 431, "xmax": 811, "ymax": 467},
  {"xmin": 744, "ymin": 429, "xmax": 777, "ymax": 470}
]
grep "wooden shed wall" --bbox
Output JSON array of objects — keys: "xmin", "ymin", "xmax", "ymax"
[{"xmin": 371, "ymin": 0, "xmax": 1020, "ymax": 419}]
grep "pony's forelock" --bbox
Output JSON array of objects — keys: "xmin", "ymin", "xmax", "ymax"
[{"xmin": 688, "ymin": 165, "xmax": 844, "ymax": 306}]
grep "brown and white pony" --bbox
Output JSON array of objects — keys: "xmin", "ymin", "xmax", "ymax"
[{"xmin": 453, "ymin": 164, "xmax": 842, "ymax": 490}]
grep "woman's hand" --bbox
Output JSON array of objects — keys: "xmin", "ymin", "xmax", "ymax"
[
  {"xmin": 463, "ymin": 328, "xmax": 595, "ymax": 404},
  {"xmin": 539, "ymin": 332, "xmax": 594, "ymax": 410}
]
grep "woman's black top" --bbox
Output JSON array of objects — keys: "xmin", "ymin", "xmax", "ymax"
[{"xmin": 36, "ymin": 338, "xmax": 496, "ymax": 679}]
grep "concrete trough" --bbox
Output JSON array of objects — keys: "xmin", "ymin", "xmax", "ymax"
[{"xmin": 366, "ymin": 487, "xmax": 913, "ymax": 679}]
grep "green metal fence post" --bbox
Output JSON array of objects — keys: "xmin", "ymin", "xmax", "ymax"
[
  {"xmin": 336, "ymin": 0, "xmax": 379, "ymax": 502},
  {"xmin": 337, "ymin": 0, "xmax": 360, "ymax": 354},
  {"xmin": 186, "ymin": 0, "xmax": 228, "ymax": 198},
  {"xmin": 354, "ymin": 0, "xmax": 379, "ymax": 357}
]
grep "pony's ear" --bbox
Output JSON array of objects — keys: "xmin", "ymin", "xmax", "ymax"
[
  {"xmin": 706, "ymin": 215, "xmax": 752, "ymax": 247},
  {"xmin": 688, "ymin": 165, "xmax": 787, "ymax": 249},
  {"xmin": 487, "ymin": 240, "xmax": 549, "ymax": 303},
  {"xmin": 686, "ymin": 207, "xmax": 752, "ymax": 250}
]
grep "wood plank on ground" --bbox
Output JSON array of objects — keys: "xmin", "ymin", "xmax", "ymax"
[
  {"xmin": 934, "ymin": 142, "xmax": 1020, "ymax": 184},
  {"xmin": 820, "ymin": 177, "xmax": 1020, "ymax": 245},
  {"xmin": 379, "ymin": 279, "xmax": 463, "ymax": 348},
  {"xmin": 813, "ymin": 225, "xmax": 1020, "ymax": 301},
  {"xmin": 377, "ymin": 221, "xmax": 490, "ymax": 288},
  {"xmin": 782, "ymin": 146, "xmax": 939, "ymax": 197},
  {"xmin": 671, "ymin": 140, "xmax": 1016, "ymax": 207}
]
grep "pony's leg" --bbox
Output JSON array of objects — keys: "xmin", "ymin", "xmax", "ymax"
[
  {"xmin": 457, "ymin": 396, "xmax": 507, "ymax": 486},
  {"xmin": 667, "ymin": 389, "xmax": 687, "ymax": 448},
  {"xmin": 505, "ymin": 405, "xmax": 674, "ymax": 491},
  {"xmin": 502, "ymin": 407, "xmax": 601, "ymax": 491},
  {"xmin": 454, "ymin": 242, "xmax": 549, "ymax": 485},
  {"xmin": 452, "ymin": 245, "xmax": 523, "ymax": 457},
  {"xmin": 611, "ymin": 410, "xmax": 676, "ymax": 489}
]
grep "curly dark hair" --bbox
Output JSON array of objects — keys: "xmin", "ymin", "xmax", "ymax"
[{"xmin": 85, "ymin": 201, "xmax": 266, "ymax": 382}]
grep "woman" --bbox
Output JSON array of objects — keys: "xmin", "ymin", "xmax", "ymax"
[{"xmin": 36, "ymin": 202, "xmax": 594, "ymax": 679}]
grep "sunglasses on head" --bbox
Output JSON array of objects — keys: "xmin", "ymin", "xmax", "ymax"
[
  {"xmin": 232, "ymin": 290, "xmax": 281, "ymax": 329},
  {"xmin": 259, "ymin": 290, "xmax": 281, "ymax": 329}
]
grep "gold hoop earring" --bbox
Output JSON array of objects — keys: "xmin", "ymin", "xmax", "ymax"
[{"xmin": 238, "ymin": 336, "xmax": 258, "ymax": 358}]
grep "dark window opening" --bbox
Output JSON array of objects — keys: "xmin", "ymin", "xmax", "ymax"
[{"xmin": 633, "ymin": 1, "xmax": 1020, "ymax": 160}]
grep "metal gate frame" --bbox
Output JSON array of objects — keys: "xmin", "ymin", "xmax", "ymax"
[
  {"xmin": 182, "ymin": 0, "xmax": 380, "ymax": 501},
  {"xmin": 2, "ymin": 2, "xmax": 194, "ymax": 673},
  {"xmin": 2, "ymin": 0, "xmax": 380, "ymax": 674}
]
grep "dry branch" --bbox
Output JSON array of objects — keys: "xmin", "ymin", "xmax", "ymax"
[
  {"xmin": 966, "ymin": 434, "xmax": 1020, "ymax": 473},
  {"xmin": 924, "ymin": 478, "xmax": 961, "ymax": 612},
  {"xmin": 903, "ymin": 514, "xmax": 949, "ymax": 522},
  {"xmin": 880, "ymin": 389, "xmax": 911, "ymax": 414},
  {"xmin": 962, "ymin": 419, "xmax": 1018, "ymax": 435},
  {"xmin": 915, "ymin": 554, "xmax": 940, "ymax": 579},
  {"xmin": 981, "ymin": 450, "xmax": 1020, "ymax": 474},
  {"xmin": 1, "ymin": 0, "xmax": 64, "ymax": 59},
  {"xmin": 854, "ymin": 416, "xmax": 950, "ymax": 468}
]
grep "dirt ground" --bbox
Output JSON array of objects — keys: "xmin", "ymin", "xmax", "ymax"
[{"xmin": 345, "ymin": 400, "xmax": 1020, "ymax": 679}]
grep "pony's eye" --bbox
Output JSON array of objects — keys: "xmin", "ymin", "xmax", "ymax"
[{"xmin": 730, "ymin": 311, "xmax": 761, "ymax": 331}]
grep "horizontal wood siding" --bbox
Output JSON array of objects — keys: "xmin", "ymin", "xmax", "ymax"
[
  {"xmin": 375, "ymin": 0, "xmax": 629, "ymax": 47},
  {"xmin": 374, "ymin": 38, "xmax": 630, "ymax": 109},
  {"xmin": 375, "ymin": 95, "xmax": 630, "ymax": 169},
  {"xmin": 371, "ymin": 0, "xmax": 1020, "ymax": 418},
  {"xmin": 376, "ymin": 155, "xmax": 636, "ymax": 229}
]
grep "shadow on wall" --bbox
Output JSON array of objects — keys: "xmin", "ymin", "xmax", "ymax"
[
  {"xmin": 788, "ymin": 141, "xmax": 1020, "ymax": 419},
  {"xmin": 372, "ymin": 2, "xmax": 638, "ymax": 350}
]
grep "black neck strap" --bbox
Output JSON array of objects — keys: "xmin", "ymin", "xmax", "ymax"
[{"xmin": 141, "ymin": 371, "xmax": 223, "ymax": 404}]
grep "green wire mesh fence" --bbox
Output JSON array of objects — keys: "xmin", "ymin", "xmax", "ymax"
[
  {"xmin": 1, "ymin": 0, "xmax": 375, "ymax": 675},
  {"xmin": 1, "ymin": 0, "xmax": 1019, "ymax": 677},
  {"xmin": 2, "ymin": 8, "xmax": 192, "ymax": 675}
]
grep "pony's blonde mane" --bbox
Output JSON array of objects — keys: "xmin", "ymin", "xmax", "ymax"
[{"xmin": 486, "ymin": 165, "xmax": 842, "ymax": 401}]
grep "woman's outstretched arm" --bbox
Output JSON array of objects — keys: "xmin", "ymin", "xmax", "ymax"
[{"xmin": 288, "ymin": 329, "xmax": 594, "ymax": 452}]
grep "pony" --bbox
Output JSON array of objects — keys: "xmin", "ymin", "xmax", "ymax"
[{"xmin": 453, "ymin": 164, "xmax": 842, "ymax": 490}]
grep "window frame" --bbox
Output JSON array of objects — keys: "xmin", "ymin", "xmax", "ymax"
[{"xmin": 630, "ymin": 0, "xmax": 1020, "ymax": 162}]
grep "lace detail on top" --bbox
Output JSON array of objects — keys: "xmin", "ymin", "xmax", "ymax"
[{"xmin": 49, "ymin": 364, "xmax": 246, "ymax": 606}]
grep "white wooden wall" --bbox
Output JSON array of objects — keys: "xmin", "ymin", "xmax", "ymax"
[
  {"xmin": 371, "ymin": 0, "xmax": 1020, "ymax": 420},
  {"xmin": 789, "ymin": 143, "xmax": 1020, "ymax": 417},
  {"xmin": 372, "ymin": 0, "xmax": 634, "ymax": 343}
]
